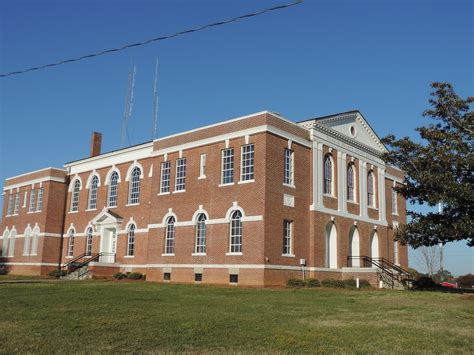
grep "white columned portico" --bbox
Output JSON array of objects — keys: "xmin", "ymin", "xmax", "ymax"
[{"xmin": 91, "ymin": 208, "xmax": 123, "ymax": 263}]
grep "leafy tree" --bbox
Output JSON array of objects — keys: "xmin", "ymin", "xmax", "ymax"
[
  {"xmin": 382, "ymin": 83, "xmax": 473, "ymax": 247},
  {"xmin": 456, "ymin": 273, "xmax": 474, "ymax": 288},
  {"xmin": 432, "ymin": 269, "xmax": 454, "ymax": 283}
]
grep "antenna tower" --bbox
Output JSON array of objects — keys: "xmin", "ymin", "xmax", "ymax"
[
  {"xmin": 152, "ymin": 58, "xmax": 159, "ymax": 140},
  {"xmin": 121, "ymin": 63, "xmax": 137, "ymax": 147}
]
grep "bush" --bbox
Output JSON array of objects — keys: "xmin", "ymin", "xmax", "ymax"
[
  {"xmin": 113, "ymin": 272, "xmax": 127, "ymax": 280},
  {"xmin": 413, "ymin": 276, "xmax": 438, "ymax": 290},
  {"xmin": 358, "ymin": 279, "xmax": 372, "ymax": 288},
  {"xmin": 306, "ymin": 278, "xmax": 321, "ymax": 288},
  {"xmin": 48, "ymin": 270, "xmax": 66, "ymax": 278},
  {"xmin": 0, "ymin": 265, "xmax": 9, "ymax": 275},
  {"xmin": 321, "ymin": 279, "xmax": 345, "ymax": 288},
  {"xmin": 343, "ymin": 278, "xmax": 357, "ymax": 288},
  {"xmin": 127, "ymin": 272, "xmax": 144, "ymax": 280},
  {"xmin": 287, "ymin": 278, "xmax": 305, "ymax": 288}
]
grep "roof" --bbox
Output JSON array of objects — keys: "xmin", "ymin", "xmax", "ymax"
[{"xmin": 296, "ymin": 110, "xmax": 361, "ymax": 124}]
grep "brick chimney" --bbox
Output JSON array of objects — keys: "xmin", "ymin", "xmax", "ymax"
[{"xmin": 90, "ymin": 132, "xmax": 102, "ymax": 157}]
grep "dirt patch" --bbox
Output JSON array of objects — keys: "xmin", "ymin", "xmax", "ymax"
[{"xmin": 461, "ymin": 294, "xmax": 474, "ymax": 301}]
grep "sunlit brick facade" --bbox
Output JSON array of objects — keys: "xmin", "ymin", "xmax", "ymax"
[{"xmin": 0, "ymin": 111, "xmax": 408, "ymax": 286}]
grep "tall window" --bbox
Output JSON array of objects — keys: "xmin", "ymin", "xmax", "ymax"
[
  {"xmin": 36, "ymin": 188, "xmax": 44, "ymax": 211},
  {"xmin": 128, "ymin": 167, "xmax": 141, "ymax": 204},
  {"xmin": 323, "ymin": 155, "xmax": 333, "ymax": 195},
  {"xmin": 241, "ymin": 144, "xmax": 255, "ymax": 181},
  {"xmin": 284, "ymin": 148, "xmax": 294, "ymax": 186},
  {"xmin": 127, "ymin": 224, "xmax": 136, "ymax": 256},
  {"xmin": 367, "ymin": 171, "xmax": 375, "ymax": 207},
  {"xmin": 108, "ymin": 171, "xmax": 119, "ymax": 207},
  {"xmin": 165, "ymin": 217, "xmax": 176, "ymax": 254},
  {"xmin": 67, "ymin": 229, "xmax": 75, "ymax": 257},
  {"xmin": 195, "ymin": 214, "xmax": 207, "ymax": 254},
  {"xmin": 85, "ymin": 227, "xmax": 93, "ymax": 256},
  {"xmin": 221, "ymin": 148, "xmax": 234, "ymax": 184},
  {"xmin": 347, "ymin": 164, "xmax": 355, "ymax": 202},
  {"xmin": 392, "ymin": 188, "xmax": 398, "ymax": 214},
  {"xmin": 283, "ymin": 220, "xmax": 293, "ymax": 255},
  {"xmin": 29, "ymin": 189, "xmax": 37, "ymax": 212},
  {"xmin": 88, "ymin": 175, "xmax": 99, "ymax": 210},
  {"xmin": 70, "ymin": 180, "xmax": 80, "ymax": 212},
  {"xmin": 229, "ymin": 210, "xmax": 243, "ymax": 253},
  {"xmin": 6, "ymin": 194, "xmax": 13, "ymax": 215},
  {"xmin": 23, "ymin": 228, "xmax": 32, "ymax": 256},
  {"xmin": 199, "ymin": 154, "xmax": 206, "ymax": 178},
  {"xmin": 160, "ymin": 161, "xmax": 171, "ymax": 193},
  {"xmin": 31, "ymin": 227, "xmax": 40, "ymax": 256},
  {"xmin": 175, "ymin": 158, "xmax": 186, "ymax": 191},
  {"xmin": 13, "ymin": 193, "xmax": 20, "ymax": 215},
  {"xmin": 8, "ymin": 230, "xmax": 16, "ymax": 257}
]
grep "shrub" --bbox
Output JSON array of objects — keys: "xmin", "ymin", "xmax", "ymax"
[
  {"xmin": 127, "ymin": 272, "xmax": 144, "ymax": 280},
  {"xmin": 48, "ymin": 270, "xmax": 66, "ymax": 278},
  {"xmin": 321, "ymin": 279, "xmax": 345, "ymax": 288},
  {"xmin": 306, "ymin": 278, "xmax": 321, "ymax": 288},
  {"xmin": 358, "ymin": 279, "xmax": 372, "ymax": 288},
  {"xmin": 287, "ymin": 278, "xmax": 305, "ymax": 288},
  {"xmin": 0, "ymin": 265, "xmax": 9, "ymax": 275},
  {"xmin": 113, "ymin": 272, "xmax": 127, "ymax": 280},
  {"xmin": 343, "ymin": 278, "xmax": 357, "ymax": 288},
  {"xmin": 413, "ymin": 276, "xmax": 438, "ymax": 290}
]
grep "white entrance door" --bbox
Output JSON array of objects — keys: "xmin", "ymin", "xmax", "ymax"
[
  {"xmin": 370, "ymin": 231, "xmax": 379, "ymax": 261},
  {"xmin": 100, "ymin": 228, "xmax": 117, "ymax": 263},
  {"xmin": 349, "ymin": 228, "xmax": 360, "ymax": 267}
]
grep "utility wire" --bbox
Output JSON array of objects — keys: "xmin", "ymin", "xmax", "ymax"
[{"xmin": 0, "ymin": 0, "xmax": 303, "ymax": 78}]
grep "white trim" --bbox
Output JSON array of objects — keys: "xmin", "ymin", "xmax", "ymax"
[
  {"xmin": 125, "ymin": 161, "xmax": 145, "ymax": 181},
  {"xmin": 4, "ymin": 176, "xmax": 65, "ymax": 191},
  {"xmin": 237, "ymin": 179, "xmax": 255, "ymax": 185},
  {"xmin": 310, "ymin": 204, "xmax": 388, "ymax": 226},
  {"xmin": 218, "ymin": 183, "xmax": 234, "ymax": 187},
  {"xmin": 386, "ymin": 173, "xmax": 404, "ymax": 185},
  {"xmin": 0, "ymin": 262, "xmax": 58, "ymax": 266},
  {"xmin": 5, "ymin": 167, "xmax": 66, "ymax": 181},
  {"xmin": 104, "ymin": 166, "xmax": 122, "ymax": 185},
  {"xmin": 191, "ymin": 253, "xmax": 207, "ymax": 256},
  {"xmin": 161, "ymin": 253, "xmax": 175, "ymax": 257},
  {"xmin": 225, "ymin": 252, "xmax": 243, "ymax": 256}
]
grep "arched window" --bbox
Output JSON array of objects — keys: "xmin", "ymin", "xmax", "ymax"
[
  {"xmin": 323, "ymin": 155, "xmax": 333, "ymax": 195},
  {"xmin": 367, "ymin": 171, "xmax": 375, "ymax": 207},
  {"xmin": 70, "ymin": 179, "xmax": 81, "ymax": 212},
  {"xmin": 67, "ymin": 229, "xmax": 75, "ymax": 257},
  {"xmin": 347, "ymin": 164, "xmax": 355, "ymax": 202},
  {"xmin": 8, "ymin": 229, "xmax": 16, "ymax": 257},
  {"xmin": 165, "ymin": 217, "xmax": 175, "ymax": 254},
  {"xmin": 23, "ymin": 227, "xmax": 32, "ymax": 256},
  {"xmin": 85, "ymin": 227, "xmax": 93, "ymax": 256},
  {"xmin": 108, "ymin": 171, "xmax": 119, "ymax": 207},
  {"xmin": 127, "ymin": 224, "xmax": 136, "ymax": 257},
  {"xmin": 195, "ymin": 214, "xmax": 207, "ymax": 254},
  {"xmin": 88, "ymin": 175, "xmax": 99, "ymax": 210},
  {"xmin": 31, "ymin": 227, "xmax": 40, "ymax": 256},
  {"xmin": 229, "ymin": 210, "xmax": 243, "ymax": 253},
  {"xmin": 128, "ymin": 167, "xmax": 141, "ymax": 205},
  {"xmin": 1, "ymin": 230, "xmax": 9, "ymax": 257}
]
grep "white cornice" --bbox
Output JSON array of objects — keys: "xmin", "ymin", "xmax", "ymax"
[
  {"xmin": 5, "ymin": 167, "xmax": 67, "ymax": 181},
  {"xmin": 3, "ymin": 176, "xmax": 66, "ymax": 192}
]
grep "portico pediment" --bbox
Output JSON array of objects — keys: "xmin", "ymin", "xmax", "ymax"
[{"xmin": 91, "ymin": 208, "xmax": 124, "ymax": 228}]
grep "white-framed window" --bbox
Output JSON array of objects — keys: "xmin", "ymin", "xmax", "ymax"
[
  {"xmin": 88, "ymin": 175, "xmax": 99, "ymax": 210},
  {"xmin": 70, "ymin": 180, "xmax": 80, "ymax": 212},
  {"xmin": 392, "ymin": 188, "xmax": 398, "ymax": 214},
  {"xmin": 160, "ymin": 161, "xmax": 171, "ymax": 193},
  {"xmin": 241, "ymin": 144, "xmax": 255, "ymax": 181},
  {"xmin": 367, "ymin": 171, "xmax": 375, "ymax": 207},
  {"xmin": 284, "ymin": 148, "xmax": 294, "ymax": 186},
  {"xmin": 13, "ymin": 193, "xmax": 20, "ymax": 215},
  {"xmin": 1, "ymin": 230, "xmax": 9, "ymax": 256},
  {"xmin": 8, "ymin": 229, "xmax": 16, "ymax": 257},
  {"xmin": 221, "ymin": 148, "xmax": 234, "ymax": 184},
  {"xmin": 229, "ymin": 210, "xmax": 243, "ymax": 253},
  {"xmin": 323, "ymin": 155, "xmax": 333, "ymax": 195},
  {"xmin": 195, "ymin": 213, "xmax": 206, "ymax": 254},
  {"xmin": 347, "ymin": 164, "xmax": 355, "ymax": 202},
  {"xmin": 29, "ymin": 189, "xmax": 37, "ymax": 213},
  {"xmin": 6, "ymin": 194, "xmax": 14, "ymax": 215},
  {"xmin": 175, "ymin": 158, "xmax": 186, "ymax": 191},
  {"xmin": 199, "ymin": 154, "xmax": 206, "ymax": 178},
  {"xmin": 30, "ymin": 227, "xmax": 40, "ymax": 256},
  {"xmin": 67, "ymin": 229, "xmax": 75, "ymax": 257},
  {"xmin": 283, "ymin": 220, "xmax": 293, "ymax": 255},
  {"xmin": 108, "ymin": 171, "xmax": 119, "ymax": 207},
  {"xmin": 36, "ymin": 188, "xmax": 44, "ymax": 211},
  {"xmin": 165, "ymin": 216, "xmax": 176, "ymax": 254},
  {"xmin": 23, "ymin": 228, "xmax": 32, "ymax": 256},
  {"xmin": 127, "ymin": 224, "xmax": 136, "ymax": 257},
  {"xmin": 128, "ymin": 167, "xmax": 141, "ymax": 204},
  {"xmin": 85, "ymin": 227, "xmax": 93, "ymax": 256}
]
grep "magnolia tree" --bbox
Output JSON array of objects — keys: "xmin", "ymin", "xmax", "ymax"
[{"xmin": 382, "ymin": 83, "xmax": 473, "ymax": 248}]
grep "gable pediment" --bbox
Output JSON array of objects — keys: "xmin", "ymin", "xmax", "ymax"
[{"xmin": 91, "ymin": 208, "xmax": 124, "ymax": 226}]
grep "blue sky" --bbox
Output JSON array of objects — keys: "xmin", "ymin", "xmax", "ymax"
[{"xmin": 1, "ymin": 0, "xmax": 472, "ymax": 275}]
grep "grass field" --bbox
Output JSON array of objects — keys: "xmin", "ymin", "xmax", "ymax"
[{"xmin": 0, "ymin": 280, "xmax": 472, "ymax": 353}]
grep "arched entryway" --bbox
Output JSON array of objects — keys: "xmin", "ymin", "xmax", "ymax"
[
  {"xmin": 370, "ymin": 231, "xmax": 379, "ymax": 260},
  {"xmin": 348, "ymin": 226, "xmax": 360, "ymax": 267},
  {"xmin": 325, "ymin": 222, "xmax": 338, "ymax": 269}
]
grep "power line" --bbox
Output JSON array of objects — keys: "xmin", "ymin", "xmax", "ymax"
[{"xmin": 0, "ymin": 0, "xmax": 303, "ymax": 78}]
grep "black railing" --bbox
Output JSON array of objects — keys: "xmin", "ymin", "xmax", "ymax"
[{"xmin": 62, "ymin": 253, "xmax": 101, "ymax": 274}]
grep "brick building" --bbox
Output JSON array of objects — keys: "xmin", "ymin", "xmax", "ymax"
[{"xmin": 0, "ymin": 110, "xmax": 408, "ymax": 286}]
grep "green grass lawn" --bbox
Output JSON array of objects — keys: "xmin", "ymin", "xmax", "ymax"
[{"xmin": 0, "ymin": 281, "xmax": 472, "ymax": 353}]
